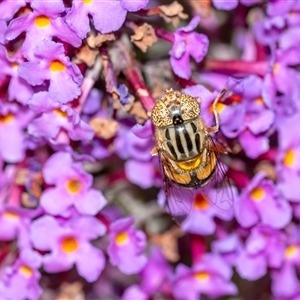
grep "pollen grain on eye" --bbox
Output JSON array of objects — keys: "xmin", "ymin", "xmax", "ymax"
[
  {"xmin": 50, "ymin": 60, "xmax": 66, "ymax": 72},
  {"xmin": 34, "ymin": 15, "xmax": 51, "ymax": 27}
]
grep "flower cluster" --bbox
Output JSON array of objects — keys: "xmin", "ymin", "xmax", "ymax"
[{"xmin": 1, "ymin": 0, "xmax": 300, "ymax": 299}]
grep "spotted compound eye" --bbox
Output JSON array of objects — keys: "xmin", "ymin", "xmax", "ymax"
[
  {"xmin": 180, "ymin": 94, "xmax": 200, "ymax": 121},
  {"xmin": 150, "ymin": 100, "xmax": 173, "ymax": 127}
]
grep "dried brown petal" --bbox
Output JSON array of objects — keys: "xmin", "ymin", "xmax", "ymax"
[
  {"xmin": 56, "ymin": 282, "xmax": 84, "ymax": 300},
  {"xmin": 159, "ymin": 1, "xmax": 188, "ymax": 27},
  {"xmin": 87, "ymin": 33, "xmax": 116, "ymax": 48},
  {"xmin": 150, "ymin": 226, "xmax": 183, "ymax": 262},
  {"xmin": 73, "ymin": 44, "xmax": 98, "ymax": 67},
  {"xmin": 15, "ymin": 169, "xmax": 29, "ymax": 185},
  {"xmin": 89, "ymin": 117, "xmax": 119, "ymax": 139},
  {"xmin": 188, "ymin": 0, "xmax": 212, "ymax": 18},
  {"xmin": 128, "ymin": 101, "xmax": 148, "ymax": 124},
  {"xmin": 131, "ymin": 23, "xmax": 158, "ymax": 53},
  {"xmin": 254, "ymin": 161, "xmax": 277, "ymax": 182}
]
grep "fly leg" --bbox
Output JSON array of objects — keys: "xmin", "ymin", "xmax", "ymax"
[{"xmin": 207, "ymin": 88, "xmax": 228, "ymax": 133}]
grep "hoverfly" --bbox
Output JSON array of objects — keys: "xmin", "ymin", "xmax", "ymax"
[{"xmin": 150, "ymin": 88, "xmax": 233, "ymax": 221}]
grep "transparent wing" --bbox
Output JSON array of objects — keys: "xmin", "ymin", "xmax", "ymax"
[
  {"xmin": 157, "ymin": 138, "xmax": 235, "ymax": 224},
  {"xmin": 205, "ymin": 136, "xmax": 235, "ymax": 212},
  {"xmin": 158, "ymin": 151, "xmax": 195, "ymax": 224}
]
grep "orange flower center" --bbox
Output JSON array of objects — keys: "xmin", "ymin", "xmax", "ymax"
[
  {"xmin": 273, "ymin": 63, "xmax": 280, "ymax": 73},
  {"xmin": 255, "ymin": 97, "xmax": 264, "ymax": 105},
  {"xmin": 66, "ymin": 179, "xmax": 82, "ymax": 194},
  {"xmin": 83, "ymin": 0, "xmax": 92, "ymax": 3},
  {"xmin": 115, "ymin": 232, "xmax": 129, "ymax": 245},
  {"xmin": 54, "ymin": 109, "xmax": 68, "ymax": 118},
  {"xmin": 34, "ymin": 15, "xmax": 51, "ymax": 27},
  {"xmin": 285, "ymin": 245, "xmax": 298, "ymax": 258},
  {"xmin": 50, "ymin": 60, "xmax": 66, "ymax": 72},
  {"xmin": 3, "ymin": 211, "xmax": 19, "ymax": 219},
  {"xmin": 250, "ymin": 187, "xmax": 265, "ymax": 202},
  {"xmin": 12, "ymin": 62, "xmax": 19, "ymax": 69},
  {"xmin": 194, "ymin": 194, "xmax": 209, "ymax": 210},
  {"xmin": 283, "ymin": 149, "xmax": 295, "ymax": 167},
  {"xmin": 0, "ymin": 113, "xmax": 14, "ymax": 123},
  {"xmin": 61, "ymin": 237, "xmax": 78, "ymax": 253},
  {"xmin": 19, "ymin": 265, "xmax": 33, "ymax": 277},
  {"xmin": 195, "ymin": 272, "xmax": 209, "ymax": 281}
]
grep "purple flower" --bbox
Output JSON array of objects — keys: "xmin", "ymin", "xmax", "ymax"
[
  {"xmin": 66, "ymin": 0, "xmax": 149, "ymax": 38},
  {"xmin": 115, "ymin": 121, "xmax": 155, "ymax": 161},
  {"xmin": 0, "ymin": 249, "xmax": 42, "ymax": 300},
  {"xmin": 212, "ymin": 0, "xmax": 239, "ymax": 10},
  {"xmin": 212, "ymin": 233, "xmax": 243, "ymax": 265},
  {"xmin": 27, "ymin": 92, "xmax": 94, "ymax": 143},
  {"xmin": 5, "ymin": 0, "xmax": 81, "ymax": 60},
  {"xmin": 0, "ymin": 45, "xmax": 33, "ymax": 104},
  {"xmin": 221, "ymin": 75, "xmax": 275, "ymax": 159},
  {"xmin": 213, "ymin": 0, "xmax": 261, "ymax": 10},
  {"xmin": 30, "ymin": 215, "xmax": 106, "ymax": 282},
  {"xmin": 40, "ymin": 152, "xmax": 107, "ymax": 215},
  {"xmin": 115, "ymin": 121, "xmax": 160, "ymax": 189},
  {"xmin": 107, "ymin": 216, "xmax": 147, "ymax": 274},
  {"xmin": 169, "ymin": 16, "xmax": 209, "ymax": 79},
  {"xmin": 235, "ymin": 171, "xmax": 292, "ymax": 229},
  {"xmin": 235, "ymin": 225, "xmax": 286, "ymax": 280},
  {"xmin": 271, "ymin": 47, "xmax": 300, "ymax": 98},
  {"xmin": 122, "ymin": 285, "xmax": 148, "ymax": 300},
  {"xmin": 82, "ymin": 88, "xmax": 103, "ymax": 115},
  {"xmin": 0, "ymin": 0, "xmax": 26, "ymax": 21},
  {"xmin": 117, "ymin": 84, "xmax": 133, "ymax": 105},
  {"xmin": 0, "ymin": 103, "xmax": 33, "ymax": 163},
  {"xmin": 272, "ymin": 261, "xmax": 300, "ymax": 299},
  {"xmin": 271, "ymin": 224, "xmax": 300, "ymax": 298},
  {"xmin": 140, "ymin": 247, "xmax": 171, "ymax": 295},
  {"xmin": 0, "ymin": 20, "xmax": 7, "ymax": 43},
  {"xmin": 18, "ymin": 40, "xmax": 83, "ymax": 104},
  {"xmin": 277, "ymin": 112, "xmax": 300, "ymax": 202},
  {"xmin": 0, "ymin": 207, "xmax": 31, "ymax": 249},
  {"xmin": 181, "ymin": 187, "xmax": 235, "ymax": 235},
  {"xmin": 172, "ymin": 254, "xmax": 237, "ymax": 299}
]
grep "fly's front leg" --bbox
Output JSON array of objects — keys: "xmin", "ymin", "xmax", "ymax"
[{"xmin": 207, "ymin": 88, "xmax": 228, "ymax": 133}]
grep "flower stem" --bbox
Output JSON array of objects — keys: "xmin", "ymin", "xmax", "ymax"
[
  {"xmin": 204, "ymin": 59, "xmax": 268, "ymax": 77},
  {"xmin": 190, "ymin": 234, "xmax": 206, "ymax": 264},
  {"xmin": 155, "ymin": 28, "xmax": 174, "ymax": 43},
  {"xmin": 123, "ymin": 65, "xmax": 156, "ymax": 112}
]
